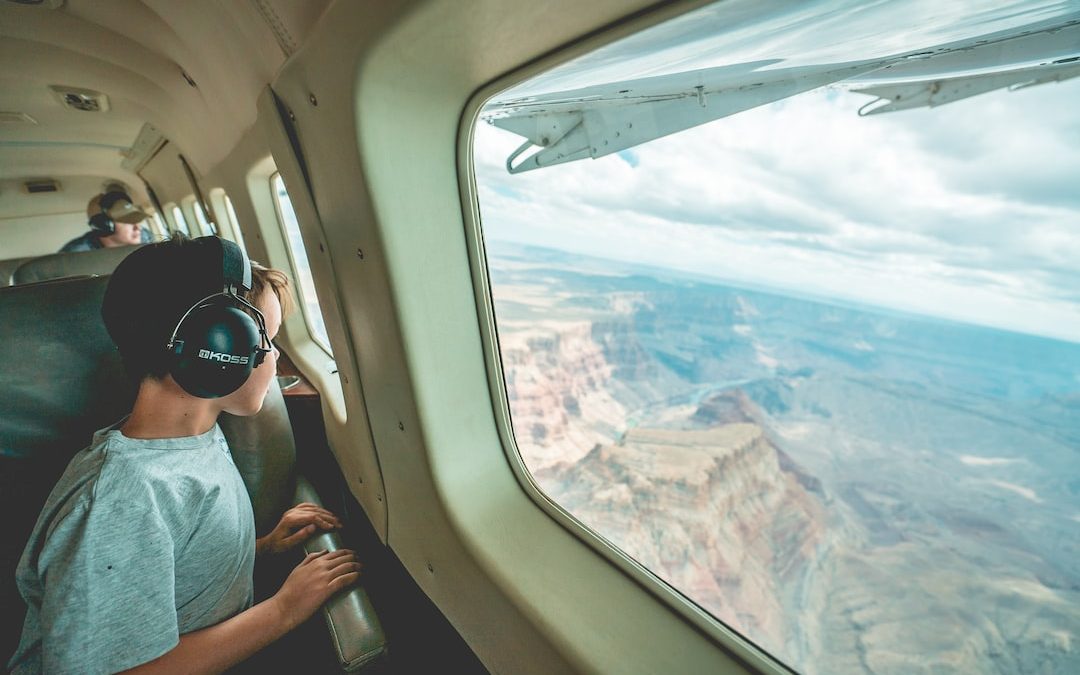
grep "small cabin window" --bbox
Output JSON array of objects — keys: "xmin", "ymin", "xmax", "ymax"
[
  {"xmin": 181, "ymin": 197, "xmax": 205, "ymax": 236},
  {"xmin": 168, "ymin": 204, "xmax": 190, "ymax": 236},
  {"xmin": 469, "ymin": 2, "xmax": 1080, "ymax": 673},
  {"xmin": 192, "ymin": 200, "xmax": 217, "ymax": 235},
  {"xmin": 270, "ymin": 172, "xmax": 332, "ymax": 354},
  {"xmin": 222, "ymin": 194, "xmax": 247, "ymax": 253},
  {"xmin": 151, "ymin": 211, "xmax": 169, "ymax": 240}
]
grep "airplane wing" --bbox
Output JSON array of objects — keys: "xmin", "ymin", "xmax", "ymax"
[
  {"xmin": 485, "ymin": 60, "xmax": 884, "ymax": 174},
  {"xmin": 853, "ymin": 59, "xmax": 1080, "ymax": 116},
  {"xmin": 482, "ymin": 12, "xmax": 1080, "ymax": 173}
]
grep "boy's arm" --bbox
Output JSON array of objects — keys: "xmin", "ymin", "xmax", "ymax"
[{"xmin": 122, "ymin": 549, "xmax": 360, "ymax": 675}]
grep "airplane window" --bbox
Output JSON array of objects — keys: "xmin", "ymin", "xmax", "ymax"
[
  {"xmin": 471, "ymin": 1, "xmax": 1080, "ymax": 673},
  {"xmin": 151, "ymin": 211, "xmax": 169, "ymax": 240},
  {"xmin": 270, "ymin": 172, "xmax": 332, "ymax": 354},
  {"xmin": 223, "ymin": 194, "xmax": 247, "ymax": 254},
  {"xmin": 169, "ymin": 204, "xmax": 190, "ymax": 236},
  {"xmin": 192, "ymin": 201, "xmax": 217, "ymax": 235}
]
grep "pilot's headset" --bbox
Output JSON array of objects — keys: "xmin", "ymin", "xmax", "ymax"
[
  {"xmin": 87, "ymin": 193, "xmax": 117, "ymax": 234},
  {"xmin": 165, "ymin": 237, "xmax": 273, "ymax": 398},
  {"xmin": 90, "ymin": 190, "xmax": 146, "ymax": 234}
]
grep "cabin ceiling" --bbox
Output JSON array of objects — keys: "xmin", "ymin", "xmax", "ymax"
[{"xmin": 0, "ymin": 0, "xmax": 332, "ymax": 200}]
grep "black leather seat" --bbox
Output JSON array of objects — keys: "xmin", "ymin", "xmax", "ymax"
[
  {"xmin": 0, "ymin": 257, "xmax": 33, "ymax": 286},
  {"xmin": 0, "ymin": 275, "xmax": 385, "ymax": 670},
  {"xmin": 10, "ymin": 245, "xmax": 142, "ymax": 285}
]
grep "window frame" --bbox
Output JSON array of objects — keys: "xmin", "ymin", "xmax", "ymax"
[
  {"xmin": 268, "ymin": 171, "xmax": 333, "ymax": 356},
  {"xmin": 223, "ymin": 194, "xmax": 246, "ymax": 251}
]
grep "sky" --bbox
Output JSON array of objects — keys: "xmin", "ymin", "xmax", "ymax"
[{"xmin": 472, "ymin": 0, "xmax": 1080, "ymax": 344}]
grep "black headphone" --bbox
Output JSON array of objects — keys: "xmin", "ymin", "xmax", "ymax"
[
  {"xmin": 89, "ymin": 191, "xmax": 128, "ymax": 234},
  {"xmin": 164, "ymin": 237, "xmax": 273, "ymax": 398}
]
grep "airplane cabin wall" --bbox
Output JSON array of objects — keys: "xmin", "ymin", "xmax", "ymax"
[
  {"xmin": 267, "ymin": 0, "xmax": 754, "ymax": 673},
  {"xmin": 1, "ymin": 212, "xmax": 84, "ymax": 258},
  {"xmin": 251, "ymin": 87, "xmax": 389, "ymax": 538}
]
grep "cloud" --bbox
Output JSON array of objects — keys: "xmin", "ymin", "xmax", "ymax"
[{"xmin": 474, "ymin": 51, "xmax": 1080, "ymax": 342}]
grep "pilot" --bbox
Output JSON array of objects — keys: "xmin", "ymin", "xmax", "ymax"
[
  {"xmin": 9, "ymin": 235, "xmax": 360, "ymax": 673},
  {"xmin": 58, "ymin": 189, "xmax": 154, "ymax": 252}
]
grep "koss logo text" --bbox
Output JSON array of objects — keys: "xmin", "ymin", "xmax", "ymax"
[{"xmin": 198, "ymin": 349, "xmax": 249, "ymax": 365}]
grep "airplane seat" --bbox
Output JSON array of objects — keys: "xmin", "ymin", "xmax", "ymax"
[
  {"xmin": 10, "ymin": 244, "xmax": 142, "ymax": 286},
  {"xmin": 0, "ymin": 275, "xmax": 385, "ymax": 671},
  {"xmin": 0, "ymin": 256, "xmax": 34, "ymax": 286}
]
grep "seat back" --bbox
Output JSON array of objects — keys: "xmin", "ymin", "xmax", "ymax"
[
  {"xmin": 0, "ymin": 257, "xmax": 34, "ymax": 286},
  {"xmin": 0, "ymin": 275, "xmax": 296, "ymax": 663},
  {"xmin": 11, "ymin": 245, "xmax": 142, "ymax": 285}
]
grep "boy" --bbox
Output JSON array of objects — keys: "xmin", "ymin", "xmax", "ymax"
[{"xmin": 9, "ymin": 235, "xmax": 359, "ymax": 673}]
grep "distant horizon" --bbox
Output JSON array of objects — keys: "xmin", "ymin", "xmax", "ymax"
[{"xmin": 485, "ymin": 238, "xmax": 1080, "ymax": 347}]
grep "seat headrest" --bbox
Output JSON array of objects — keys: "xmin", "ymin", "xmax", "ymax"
[
  {"xmin": 0, "ymin": 257, "xmax": 34, "ymax": 287},
  {"xmin": 11, "ymin": 245, "xmax": 143, "ymax": 285},
  {"xmin": 0, "ymin": 276, "xmax": 134, "ymax": 461}
]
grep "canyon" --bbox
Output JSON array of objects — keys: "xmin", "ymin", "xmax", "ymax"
[{"xmin": 490, "ymin": 243, "xmax": 1080, "ymax": 674}]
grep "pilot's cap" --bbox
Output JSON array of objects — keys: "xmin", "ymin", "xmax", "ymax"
[{"xmin": 88, "ymin": 190, "xmax": 148, "ymax": 224}]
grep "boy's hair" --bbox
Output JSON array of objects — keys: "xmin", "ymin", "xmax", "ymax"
[
  {"xmin": 101, "ymin": 234, "xmax": 293, "ymax": 382},
  {"xmin": 249, "ymin": 260, "xmax": 294, "ymax": 323}
]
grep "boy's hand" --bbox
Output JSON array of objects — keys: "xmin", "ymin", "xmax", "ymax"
[
  {"xmin": 256, "ymin": 503, "xmax": 344, "ymax": 555},
  {"xmin": 270, "ymin": 549, "xmax": 362, "ymax": 630}
]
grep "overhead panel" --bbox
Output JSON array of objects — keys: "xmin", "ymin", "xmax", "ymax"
[{"xmin": 121, "ymin": 123, "xmax": 166, "ymax": 173}]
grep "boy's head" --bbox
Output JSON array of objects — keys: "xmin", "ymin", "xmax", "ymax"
[{"xmin": 101, "ymin": 234, "xmax": 292, "ymax": 389}]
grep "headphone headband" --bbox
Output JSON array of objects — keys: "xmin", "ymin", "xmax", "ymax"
[
  {"xmin": 89, "ymin": 196, "xmax": 114, "ymax": 234},
  {"xmin": 219, "ymin": 237, "xmax": 251, "ymax": 292}
]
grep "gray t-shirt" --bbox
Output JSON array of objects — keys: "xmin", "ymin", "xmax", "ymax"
[{"xmin": 8, "ymin": 422, "xmax": 256, "ymax": 674}]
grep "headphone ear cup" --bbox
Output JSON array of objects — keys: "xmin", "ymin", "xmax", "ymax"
[
  {"xmin": 171, "ymin": 303, "xmax": 262, "ymax": 398},
  {"xmin": 89, "ymin": 212, "xmax": 114, "ymax": 234}
]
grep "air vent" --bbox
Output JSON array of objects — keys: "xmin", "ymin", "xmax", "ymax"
[
  {"xmin": 24, "ymin": 179, "xmax": 61, "ymax": 194},
  {"xmin": 0, "ymin": 111, "xmax": 38, "ymax": 124},
  {"xmin": 49, "ymin": 85, "xmax": 110, "ymax": 113}
]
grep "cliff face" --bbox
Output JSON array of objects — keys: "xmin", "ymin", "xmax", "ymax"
[
  {"xmin": 500, "ymin": 319, "xmax": 628, "ymax": 471},
  {"xmin": 538, "ymin": 420, "xmax": 825, "ymax": 653},
  {"xmin": 500, "ymin": 313, "xmax": 826, "ymax": 656}
]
